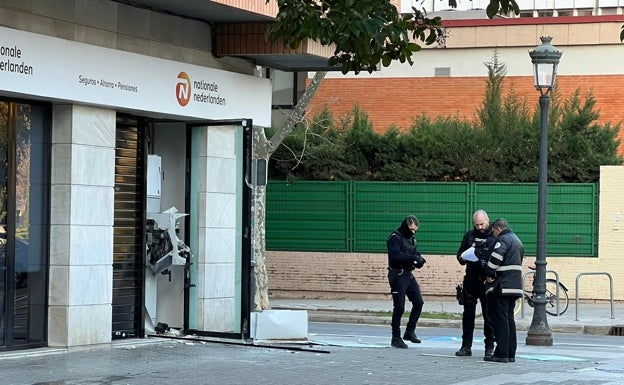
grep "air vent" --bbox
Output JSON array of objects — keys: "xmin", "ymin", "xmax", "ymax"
[{"xmin": 434, "ymin": 67, "xmax": 451, "ymax": 77}]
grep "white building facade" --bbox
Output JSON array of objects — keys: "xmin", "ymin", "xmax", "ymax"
[
  {"xmin": 0, "ymin": 0, "xmax": 330, "ymax": 351},
  {"xmin": 403, "ymin": 0, "xmax": 624, "ymax": 16}
]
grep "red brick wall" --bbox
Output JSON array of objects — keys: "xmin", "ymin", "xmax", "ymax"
[{"xmin": 307, "ymin": 75, "xmax": 624, "ymax": 154}]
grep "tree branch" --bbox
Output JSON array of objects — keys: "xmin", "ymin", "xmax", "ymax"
[{"xmin": 265, "ymin": 71, "xmax": 327, "ymax": 156}]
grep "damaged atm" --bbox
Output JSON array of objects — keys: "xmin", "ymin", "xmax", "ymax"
[{"xmin": 144, "ymin": 154, "xmax": 193, "ymax": 334}]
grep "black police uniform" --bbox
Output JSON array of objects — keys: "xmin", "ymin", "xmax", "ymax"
[
  {"xmin": 456, "ymin": 226, "xmax": 496, "ymax": 355},
  {"xmin": 485, "ymin": 227, "xmax": 524, "ymax": 363},
  {"xmin": 387, "ymin": 217, "xmax": 426, "ymax": 347}
]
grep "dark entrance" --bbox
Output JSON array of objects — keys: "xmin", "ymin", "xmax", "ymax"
[
  {"xmin": 112, "ymin": 116, "xmax": 146, "ymax": 339},
  {"xmin": 0, "ymin": 100, "xmax": 50, "ymax": 350}
]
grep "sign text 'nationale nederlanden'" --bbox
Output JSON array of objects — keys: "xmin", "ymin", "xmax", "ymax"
[
  {"xmin": 0, "ymin": 44, "xmax": 34, "ymax": 75},
  {"xmin": 193, "ymin": 80, "xmax": 226, "ymax": 105}
]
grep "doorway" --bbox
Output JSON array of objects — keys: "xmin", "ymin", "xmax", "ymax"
[{"xmin": 110, "ymin": 117, "xmax": 254, "ymax": 339}]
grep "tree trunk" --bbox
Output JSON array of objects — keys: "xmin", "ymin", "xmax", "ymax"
[
  {"xmin": 251, "ymin": 71, "xmax": 327, "ymax": 310},
  {"xmin": 251, "ymin": 128, "xmax": 270, "ymax": 311}
]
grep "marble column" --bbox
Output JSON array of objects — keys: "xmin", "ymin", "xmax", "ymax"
[
  {"xmin": 196, "ymin": 125, "xmax": 239, "ymax": 332},
  {"xmin": 48, "ymin": 105, "xmax": 115, "ymax": 347}
]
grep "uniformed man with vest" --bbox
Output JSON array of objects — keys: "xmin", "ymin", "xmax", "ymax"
[{"xmin": 484, "ymin": 218, "xmax": 524, "ymax": 363}]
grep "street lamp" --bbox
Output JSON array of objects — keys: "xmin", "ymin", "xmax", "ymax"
[{"xmin": 526, "ymin": 36, "xmax": 562, "ymax": 346}]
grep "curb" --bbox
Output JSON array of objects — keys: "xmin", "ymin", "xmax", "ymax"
[{"xmin": 306, "ymin": 311, "xmax": 595, "ymax": 335}]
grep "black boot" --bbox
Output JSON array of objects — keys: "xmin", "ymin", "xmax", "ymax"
[
  {"xmin": 484, "ymin": 345, "xmax": 494, "ymax": 358},
  {"xmin": 403, "ymin": 330, "xmax": 421, "ymax": 343},
  {"xmin": 455, "ymin": 346, "xmax": 472, "ymax": 356},
  {"xmin": 391, "ymin": 336, "xmax": 408, "ymax": 349}
]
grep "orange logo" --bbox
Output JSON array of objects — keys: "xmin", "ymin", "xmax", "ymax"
[{"xmin": 176, "ymin": 72, "xmax": 191, "ymax": 106}]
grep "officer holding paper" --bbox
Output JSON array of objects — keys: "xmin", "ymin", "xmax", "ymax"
[{"xmin": 455, "ymin": 209, "xmax": 496, "ymax": 358}]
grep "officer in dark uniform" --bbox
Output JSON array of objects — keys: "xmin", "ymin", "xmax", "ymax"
[
  {"xmin": 455, "ymin": 209, "xmax": 496, "ymax": 358},
  {"xmin": 386, "ymin": 215, "xmax": 426, "ymax": 349},
  {"xmin": 485, "ymin": 218, "xmax": 524, "ymax": 363}
]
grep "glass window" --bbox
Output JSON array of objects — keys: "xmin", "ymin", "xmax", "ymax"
[
  {"xmin": 0, "ymin": 102, "xmax": 7, "ymax": 347},
  {"xmin": 0, "ymin": 100, "xmax": 50, "ymax": 349}
]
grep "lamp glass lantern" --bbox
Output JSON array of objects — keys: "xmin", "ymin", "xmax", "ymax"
[{"xmin": 529, "ymin": 36, "xmax": 562, "ymax": 94}]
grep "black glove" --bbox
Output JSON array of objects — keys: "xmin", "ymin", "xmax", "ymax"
[
  {"xmin": 456, "ymin": 255, "xmax": 466, "ymax": 266},
  {"xmin": 414, "ymin": 254, "xmax": 426, "ymax": 269}
]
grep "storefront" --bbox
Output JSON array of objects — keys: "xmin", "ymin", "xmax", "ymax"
[
  {"xmin": 0, "ymin": 25, "xmax": 271, "ymax": 350},
  {"xmin": 0, "ymin": 100, "xmax": 49, "ymax": 349}
]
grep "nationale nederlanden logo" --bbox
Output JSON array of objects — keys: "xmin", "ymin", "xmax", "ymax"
[{"xmin": 176, "ymin": 71, "xmax": 191, "ymax": 107}]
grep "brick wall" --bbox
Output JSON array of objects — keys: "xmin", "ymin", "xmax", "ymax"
[
  {"xmin": 268, "ymin": 166, "xmax": 624, "ymax": 301},
  {"xmin": 267, "ymin": 251, "xmax": 463, "ymax": 299},
  {"xmin": 267, "ymin": 251, "xmax": 546, "ymax": 299},
  {"xmin": 306, "ymin": 75, "xmax": 624, "ymax": 154}
]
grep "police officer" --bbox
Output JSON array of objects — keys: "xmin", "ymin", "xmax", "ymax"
[
  {"xmin": 386, "ymin": 215, "xmax": 426, "ymax": 349},
  {"xmin": 485, "ymin": 218, "xmax": 524, "ymax": 363},
  {"xmin": 455, "ymin": 209, "xmax": 496, "ymax": 358}
]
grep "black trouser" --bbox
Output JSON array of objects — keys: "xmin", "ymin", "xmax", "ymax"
[
  {"xmin": 487, "ymin": 294, "xmax": 518, "ymax": 359},
  {"xmin": 388, "ymin": 269, "xmax": 424, "ymax": 338},
  {"xmin": 461, "ymin": 274, "xmax": 495, "ymax": 348}
]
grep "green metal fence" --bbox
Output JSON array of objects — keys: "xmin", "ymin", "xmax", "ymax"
[{"xmin": 266, "ymin": 181, "xmax": 598, "ymax": 257}]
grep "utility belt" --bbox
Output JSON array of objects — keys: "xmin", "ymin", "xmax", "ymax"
[
  {"xmin": 388, "ymin": 267, "xmax": 413, "ymax": 276},
  {"xmin": 465, "ymin": 273, "xmax": 487, "ymax": 283}
]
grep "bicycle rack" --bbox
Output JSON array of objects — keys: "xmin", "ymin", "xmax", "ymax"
[
  {"xmin": 574, "ymin": 272, "xmax": 614, "ymax": 321},
  {"xmin": 519, "ymin": 269, "xmax": 561, "ymax": 319}
]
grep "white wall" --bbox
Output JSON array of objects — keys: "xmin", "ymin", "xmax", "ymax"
[{"xmin": 151, "ymin": 122, "xmax": 188, "ymax": 329}]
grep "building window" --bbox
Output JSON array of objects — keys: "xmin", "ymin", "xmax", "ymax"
[
  {"xmin": 536, "ymin": 10, "xmax": 554, "ymax": 17},
  {"xmin": 595, "ymin": 8, "xmax": 613, "ymax": 15},
  {"xmin": 0, "ymin": 100, "xmax": 50, "ymax": 350}
]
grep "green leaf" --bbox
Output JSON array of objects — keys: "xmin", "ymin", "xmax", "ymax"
[
  {"xmin": 407, "ymin": 42, "xmax": 420, "ymax": 51},
  {"xmin": 268, "ymin": 0, "xmax": 514, "ymax": 74},
  {"xmin": 425, "ymin": 31, "xmax": 437, "ymax": 45},
  {"xmin": 381, "ymin": 53, "xmax": 391, "ymax": 67},
  {"xmin": 486, "ymin": 1, "xmax": 500, "ymax": 18}
]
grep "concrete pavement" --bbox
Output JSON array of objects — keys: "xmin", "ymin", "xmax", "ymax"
[
  {"xmin": 1, "ymin": 313, "xmax": 624, "ymax": 385},
  {"xmin": 0, "ymin": 297, "xmax": 623, "ymax": 384}
]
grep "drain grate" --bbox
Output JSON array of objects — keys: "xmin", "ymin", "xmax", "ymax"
[{"xmin": 609, "ymin": 326, "xmax": 624, "ymax": 336}]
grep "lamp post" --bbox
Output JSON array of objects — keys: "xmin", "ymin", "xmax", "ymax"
[{"xmin": 526, "ymin": 36, "xmax": 562, "ymax": 346}]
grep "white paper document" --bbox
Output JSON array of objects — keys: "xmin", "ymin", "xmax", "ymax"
[{"xmin": 460, "ymin": 247, "xmax": 478, "ymax": 262}]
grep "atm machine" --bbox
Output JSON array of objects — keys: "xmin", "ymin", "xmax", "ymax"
[{"xmin": 144, "ymin": 154, "xmax": 193, "ymax": 333}]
